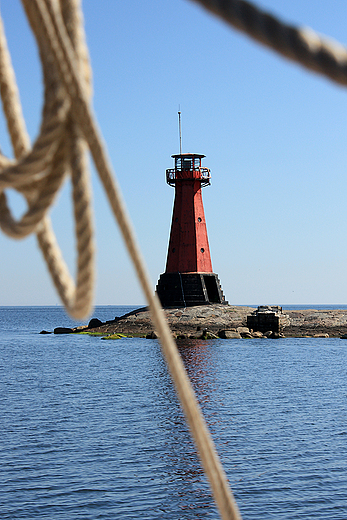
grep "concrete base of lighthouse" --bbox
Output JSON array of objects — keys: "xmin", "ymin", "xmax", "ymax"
[{"xmin": 156, "ymin": 272, "xmax": 227, "ymax": 308}]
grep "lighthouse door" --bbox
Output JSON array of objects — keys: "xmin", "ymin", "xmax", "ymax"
[{"xmin": 203, "ymin": 275, "xmax": 220, "ymax": 303}]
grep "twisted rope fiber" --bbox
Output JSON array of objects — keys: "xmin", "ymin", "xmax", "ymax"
[
  {"xmin": 5, "ymin": 0, "xmax": 347, "ymax": 517},
  {"xmin": 26, "ymin": 1, "xmax": 243, "ymax": 518},
  {"xmin": 192, "ymin": 0, "xmax": 347, "ymax": 86},
  {"xmin": 0, "ymin": 1, "xmax": 241, "ymax": 519},
  {"xmin": 0, "ymin": 0, "xmax": 94, "ymax": 318}
]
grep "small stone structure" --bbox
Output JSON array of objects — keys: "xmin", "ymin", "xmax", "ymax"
[{"xmin": 247, "ymin": 305, "xmax": 290, "ymax": 333}]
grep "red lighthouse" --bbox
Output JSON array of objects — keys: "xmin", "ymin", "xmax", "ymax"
[{"xmin": 156, "ymin": 152, "xmax": 226, "ymax": 307}]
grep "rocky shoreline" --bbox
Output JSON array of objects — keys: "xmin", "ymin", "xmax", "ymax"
[{"xmin": 43, "ymin": 304, "xmax": 347, "ymax": 339}]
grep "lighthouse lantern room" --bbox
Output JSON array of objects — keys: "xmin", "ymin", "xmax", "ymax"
[{"xmin": 156, "ymin": 152, "xmax": 227, "ymax": 307}]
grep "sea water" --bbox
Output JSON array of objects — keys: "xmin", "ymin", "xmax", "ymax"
[{"xmin": 1, "ymin": 305, "xmax": 347, "ymax": 519}]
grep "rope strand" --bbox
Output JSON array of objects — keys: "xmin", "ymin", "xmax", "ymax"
[
  {"xmin": 191, "ymin": 0, "xmax": 347, "ymax": 86},
  {"xmin": 0, "ymin": 1, "xmax": 242, "ymax": 518},
  {"xmin": 20, "ymin": 2, "xmax": 242, "ymax": 516},
  {"xmin": 4, "ymin": 1, "xmax": 347, "ymax": 518},
  {"xmin": 0, "ymin": 0, "xmax": 94, "ymax": 319}
]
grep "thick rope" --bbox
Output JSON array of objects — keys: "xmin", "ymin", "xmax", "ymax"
[
  {"xmin": 0, "ymin": 0, "xmax": 94, "ymax": 319},
  {"xmin": 0, "ymin": 1, "xmax": 242, "ymax": 518},
  {"xmin": 3, "ymin": 1, "xmax": 347, "ymax": 518},
  {"xmin": 21, "ymin": 1, "xmax": 242, "ymax": 518},
  {"xmin": 191, "ymin": 0, "xmax": 347, "ymax": 87}
]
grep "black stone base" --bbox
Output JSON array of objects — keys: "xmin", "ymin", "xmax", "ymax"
[{"xmin": 156, "ymin": 272, "xmax": 227, "ymax": 308}]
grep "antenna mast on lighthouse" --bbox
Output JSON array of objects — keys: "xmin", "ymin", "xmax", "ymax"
[{"xmin": 178, "ymin": 108, "xmax": 182, "ymax": 155}]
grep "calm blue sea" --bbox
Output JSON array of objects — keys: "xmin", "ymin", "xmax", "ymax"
[{"xmin": 1, "ymin": 305, "xmax": 347, "ymax": 519}]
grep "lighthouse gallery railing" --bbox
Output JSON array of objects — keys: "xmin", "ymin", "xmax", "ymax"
[{"xmin": 166, "ymin": 167, "xmax": 211, "ymax": 187}]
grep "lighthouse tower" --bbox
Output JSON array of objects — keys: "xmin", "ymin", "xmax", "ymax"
[{"xmin": 156, "ymin": 152, "xmax": 227, "ymax": 307}]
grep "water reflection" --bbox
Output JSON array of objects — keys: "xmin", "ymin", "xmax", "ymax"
[
  {"xmin": 176, "ymin": 339, "xmax": 226, "ymax": 433},
  {"xmin": 147, "ymin": 338, "xmax": 225, "ymax": 518}
]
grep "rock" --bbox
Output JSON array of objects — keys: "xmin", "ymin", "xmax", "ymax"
[
  {"xmin": 251, "ymin": 331, "xmax": 263, "ymax": 338},
  {"xmin": 88, "ymin": 318, "xmax": 104, "ymax": 328},
  {"xmin": 54, "ymin": 327, "xmax": 74, "ymax": 334},
  {"xmin": 236, "ymin": 326, "xmax": 252, "ymax": 338},
  {"xmin": 205, "ymin": 332, "xmax": 219, "ymax": 339},
  {"xmin": 340, "ymin": 334, "xmax": 347, "ymax": 339},
  {"xmin": 218, "ymin": 330, "xmax": 241, "ymax": 339},
  {"xmin": 48, "ymin": 304, "xmax": 347, "ymax": 339},
  {"xmin": 39, "ymin": 330, "xmax": 52, "ymax": 334},
  {"xmin": 197, "ymin": 329, "xmax": 218, "ymax": 340},
  {"xmin": 269, "ymin": 332, "xmax": 281, "ymax": 339},
  {"xmin": 268, "ymin": 332, "xmax": 284, "ymax": 339},
  {"xmin": 102, "ymin": 333, "xmax": 127, "ymax": 340},
  {"xmin": 313, "ymin": 333, "xmax": 329, "ymax": 338},
  {"xmin": 199, "ymin": 328, "xmax": 208, "ymax": 339},
  {"xmin": 263, "ymin": 331, "xmax": 273, "ymax": 338},
  {"xmin": 237, "ymin": 326, "xmax": 250, "ymax": 334},
  {"xmin": 146, "ymin": 331, "xmax": 158, "ymax": 339}
]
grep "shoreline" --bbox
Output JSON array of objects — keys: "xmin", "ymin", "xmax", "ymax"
[{"xmin": 49, "ymin": 304, "xmax": 347, "ymax": 339}]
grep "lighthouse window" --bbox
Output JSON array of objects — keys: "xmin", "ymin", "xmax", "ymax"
[
  {"xmin": 182, "ymin": 158, "xmax": 192, "ymax": 170},
  {"xmin": 175, "ymin": 158, "xmax": 181, "ymax": 169},
  {"xmin": 200, "ymin": 248, "xmax": 205, "ymax": 253},
  {"xmin": 198, "ymin": 217, "xmax": 202, "ymax": 222},
  {"xmin": 194, "ymin": 158, "xmax": 200, "ymax": 169}
]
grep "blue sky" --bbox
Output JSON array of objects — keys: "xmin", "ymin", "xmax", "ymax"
[{"xmin": 1, "ymin": 0, "xmax": 347, "ymax": 311}]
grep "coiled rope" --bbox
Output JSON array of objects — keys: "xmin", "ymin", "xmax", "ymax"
[
  {"xmin": 0, "ymin": 0, "xmax": 94, "ymax": 320},
  {"xmin": 1, "ymin": 1, "xmax": 347, "ymax": 519},
  {"xmin": 0, "ymin": 1, "xmax": 241, "ymax": 519}
]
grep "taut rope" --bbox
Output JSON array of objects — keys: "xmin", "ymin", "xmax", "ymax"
[{"xmin": 191, "ymin": 0, "xmax": 347, "ymax": 87}]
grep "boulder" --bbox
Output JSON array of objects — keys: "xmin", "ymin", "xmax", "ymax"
[
  {"xmin": 268, "ymin": 332, "xmax": 285, "ymax": 339},
  {"xmin": 197, "ymin": 329, "xmax": 218, "ymax": 340},
  {"xmin": 88, "ymin": 318, "xmax": 104, "ymax": 329},
  {"xmin": 39, "ymin": 330, "xmax": 52, "ymax": 334},
  {"xmin": 218, "ymin": 330, "xmax": 241, "ymax": 339},
  {"xmin": 205, "ymin": 332, "xmax": 219, "ymax": 339},
  {"xmin": 54, "ymin": 327, "xmax": 74, "ymax": 334},
  {"xmin": 146, "ymin": 331, "xmax": 158, "ymax": 339},
  {"xmin": 237, "ymin": 326, "xmax": 250, "ymax": 334}
]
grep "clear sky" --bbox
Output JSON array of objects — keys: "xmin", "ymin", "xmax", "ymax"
[{"xmin": 1, "ymin": 0, "xmax": 347, "ymax": 312}]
